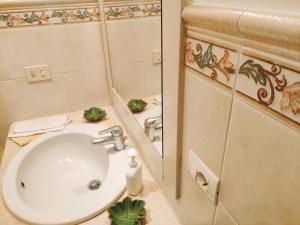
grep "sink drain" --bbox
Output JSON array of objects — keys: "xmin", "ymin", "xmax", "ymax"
[{"xmin": 87, "ymin": 180, "xmax": 102, "ymax": 191}]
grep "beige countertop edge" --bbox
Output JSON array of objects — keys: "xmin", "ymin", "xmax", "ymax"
[
  {"xmin": 182, "ymin": 5, "xmax": 300, "ymax": 61},
  {"xmin": 0, "ymin": 106, "xmax": 181, "ymax": 225}
]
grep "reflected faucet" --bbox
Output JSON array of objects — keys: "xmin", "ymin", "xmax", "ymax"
[
  {"xmin": 92, "ymin": 125, "xmax": 126, "ymax": 151},
  {"xmin": 144, "ymin": 116, "xmax": 162, "ymax": 142}
]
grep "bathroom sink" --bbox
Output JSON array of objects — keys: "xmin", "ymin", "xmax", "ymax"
[{"xmin": 2, "ymin": 124, "xmax": 128, "ymax": 225}]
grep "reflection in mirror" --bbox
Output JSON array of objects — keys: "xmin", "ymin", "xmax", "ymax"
[{"xmin": 103, "ymin": 1, "xmax": 162, "ymax": 157}]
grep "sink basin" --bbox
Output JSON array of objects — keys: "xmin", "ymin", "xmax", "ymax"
[{"xmin": 2, "ymin": 124, "xmax": 128, "ymax": 225}]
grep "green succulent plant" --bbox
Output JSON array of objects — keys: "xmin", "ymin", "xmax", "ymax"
[
  {"xmin": 108, "ymin": 196, "xmax": 146, "ymax": 225},
  {"xmin": 128, "ymin": 99, "xmax": 147, "ymax": 113},
  {"xmin": 83, "ymin": 107, "xmax": 107, "ymax": 122}
]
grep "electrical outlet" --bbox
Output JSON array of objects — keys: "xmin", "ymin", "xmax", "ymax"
[
  {"xmin": 24, "ymin": 65, "xmax": 52, "ymax": 82},
  {"xmin": 152, "ymin": 49, "xmax": 161, "ymax": 64},
  {"xmin": 188, "ymin": 150, "xmax": 220, "ymax": 205}
]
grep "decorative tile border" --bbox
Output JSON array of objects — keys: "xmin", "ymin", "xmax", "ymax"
[
  {"xmin": 184, "ymin": 36, "xmax": 238, "ymax": 88},
  {"xmin": 103, "ymin": 3, "xmax": 161, "ymax": 20},
  {"xmin": 0, "ymin": 7, "xmax": 100, "ymax": 28},
  {"xmin": 236, "ymin": 51, "xmax": 300, "ymax": 125}
]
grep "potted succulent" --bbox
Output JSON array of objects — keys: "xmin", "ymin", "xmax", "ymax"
[
  {"xmin": 83, "ymin": 107, "xmax": 107, "ymax": 122},
  {"xmin": 128, "ymin": 99, "xmax": 147, "ymax": 113}
]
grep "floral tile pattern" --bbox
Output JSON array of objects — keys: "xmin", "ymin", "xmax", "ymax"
[
  {"xmin": 184, "ymin": 37, "xmax": 238, "ymax": 88},
  {"xmin": 104, "ymin": 3, "xmax": 161, "ymax": 20},
  {"xmin": 236, "ymin": 52, "xmax": 300, "ymax": 125},
  {"xmin": 0, "ymin": 10, "xmax": 50, "ymax": 27},
  {"xmin": 50, "ymin": 8, "xmax": 100, "ymax": 24},
  {"xmin": 0, "ymin": 7, "xmax": 100, "ymax": 28}
]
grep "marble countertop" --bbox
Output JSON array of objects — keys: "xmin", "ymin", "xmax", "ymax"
[{"xmin": 0, "ymin": 106, "xmax": 181, "ymax": 225}]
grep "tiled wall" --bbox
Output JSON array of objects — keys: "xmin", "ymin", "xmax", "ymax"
[
  {"xmin": 0, "ymin": 3, "xmax": 110, "ymax": 143},
  {"xmin": 105, "ymin": 1, "xmax": 161, "ymax": 101},
  {"xmin": 181, "ymin": 7, "xmax": 300, "ymax": 225}
]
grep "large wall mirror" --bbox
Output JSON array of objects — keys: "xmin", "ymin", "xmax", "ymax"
[{"xmin": 102, "ymin": 0, "xmax": 162, "ymax": 157}]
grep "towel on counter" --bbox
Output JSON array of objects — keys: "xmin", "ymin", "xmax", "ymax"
[{"xmin": 8, "ymin": 115, "xmax": 70, "ymax": 147}]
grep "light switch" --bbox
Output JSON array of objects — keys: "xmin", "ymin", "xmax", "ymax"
[
  {"xmin": 152, "ymin": 49, "xmax": 161, "ymax": 64},
  {"xmin": 24, "ymin": 65, "xmax": 52, "ymax": 82},
  {"xmin": 188, "ymin": 150, "xmax": 220, "ymax": 204}
]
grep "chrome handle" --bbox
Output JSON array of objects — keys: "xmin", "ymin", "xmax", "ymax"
[{"xmin": 98, "ymin": 125, "xmax": 123, "ymax": 137}]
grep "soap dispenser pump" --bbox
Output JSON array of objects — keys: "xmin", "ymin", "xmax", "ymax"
[{"xmin": 125, "ymin": 148, "xmax": 143, "ymax": 196}]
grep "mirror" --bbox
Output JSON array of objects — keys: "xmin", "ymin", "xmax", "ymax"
[{"xmin": 103, "ymin": 1, "xmax": 162, "ymax": 157}]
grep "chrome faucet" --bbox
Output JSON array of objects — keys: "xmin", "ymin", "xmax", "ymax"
[
  {"xmin": 144, "ymin": 116, "xmax": 162, "ymax": 142},
  {"xmin": 92, "ymin": 125, "xmax": 126, "ymax": 151}
]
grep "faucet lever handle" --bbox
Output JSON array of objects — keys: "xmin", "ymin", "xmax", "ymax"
[{"xmin": 98, "ymin": 125, "xmax": 123, "ymax": 137}]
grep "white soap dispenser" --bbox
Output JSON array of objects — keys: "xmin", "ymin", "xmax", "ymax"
[{"xmin": 126, "ymin": 148, "xmax": 143, "ymax": 196}]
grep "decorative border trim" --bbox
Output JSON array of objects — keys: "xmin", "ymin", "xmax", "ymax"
[
  {"xmin": 236, "ymin": 52, "xmax": 300, "ymax": 126},
  {"xmin": 0, "ymin": 6, "xmax": 100, "ymax": 28},
  {"xmin": 103, "ymin": 3, "xmax": 161, "ymax": 20},
  {"xmin": 184, "ymin": 36, "xmax": 238, "ymax": 88}
]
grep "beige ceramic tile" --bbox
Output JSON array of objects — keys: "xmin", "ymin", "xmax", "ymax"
[
  {"xmin": 219, "ymin": 96, "xmax": 300, "ymax": 225},
  {"xmin": 0, "ymin": 76, "xmax": 70, "ymax": 121},
  {"xmin": 144, "ymin": 60, "xmax": 161, "ymax": 97},
  {"xmin": 112, "ymin": 62, "xmax": 147, "ymax": 101},
  {"xmin": 0, "ymin": 26, "xmax": 57, "ymax": 80},
  {"xmin": 106, "ymin": 16, "xmax": 161, "ymax": 66},
  {"xmin": 214, "ymin": 203, "xmax": 238, "ymax": 225},
  {"xmin": 63, "ymin": 68, "xmax": 110, "ymax": 112},
  {"xmin": 182, "ymin": 69, "xmax": 233, "ymax": 176},
  {"xmin": 185, "ymin": 36, "xmax": 239, "ymax": 88},
  {"xmin": 236, "ymin": 48, "xmax": 300, "ymax": 125},
  {"xmin": 51, "ymin": 22, "xmax": 105, "ymax": 74},
  {"xmin": 167, "ymin": 163, "xmax": 216, "ymax": 225},
  {"xmin": 0, "ymin": 80, "xmax": 26, "ymax": 121},
  {"xmin": 0, "ymin": 93, "xmax": 11, "ymax": 146}
]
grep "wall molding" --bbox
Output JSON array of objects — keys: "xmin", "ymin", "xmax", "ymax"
[
  {"xmin": 103, "ymin": 1, "xmax": 161, "ymax": 20},
  {"xmin": 182, "ymin": 5, "xmax": 300, "ymax": 61},
  {"xmin": 0, "ymin": 0, "xmax": 96, "ymax": 9},
  {"xmin": 0, "ymin": 5, "xmax": 100, "ymax": 28}
]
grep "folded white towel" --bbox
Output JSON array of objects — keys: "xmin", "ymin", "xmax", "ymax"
[{"xmin": 9, "ymin": 115, "xmax": 69, "ymax": 138}]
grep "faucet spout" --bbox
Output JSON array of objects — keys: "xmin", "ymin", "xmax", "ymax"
[{"xmin": 92, "ymin": 126, "xmax": 126, "ymax": 151}]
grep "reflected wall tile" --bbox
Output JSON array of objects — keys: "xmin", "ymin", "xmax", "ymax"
[
  {"xmin": 219, "ymin": 97, "xmax": 300, "ymax": 225},
  {"xmin": 63, "ymin": 68, "xmax": 110, "ymax": 112},
  {"xmin": 145, "ymin": 60, "xmax": 161, "ymax": 97},
  {"xmin": 106, "ymin": 16, "xmax": 161, "ymax": 66},
  {"xmin": 112, "ymin": 62, "xmax": 147, "ymax": 101}
]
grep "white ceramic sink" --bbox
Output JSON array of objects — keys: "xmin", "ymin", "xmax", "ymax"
[{"xmin": 2, "ymin": 124, "xmax": 128, "ymax": 225}]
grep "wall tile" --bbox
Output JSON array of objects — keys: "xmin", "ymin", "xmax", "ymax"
[
  {"xmin": 182, "ymin": 69, "xmax": 233, "ymax": 176},
  {"xmin": 219, "ymin": 97, "xmax": 300, "ymax": 225},
  {"xmin": 185, "ymin": 36, "xmax": 239, "ymax": 88},
  {"xmin": 236, "ymin": 48, "xmax": 300, "ymax": 126},
  {"xmin": 0, "ymin": 92, "xmax": 11, "ymax": 146},
  {"xmin": 0, "ymin": 80, "xmax": 26, "ymax": 121},
  {"xmin": 0, "ymin": 26, "xmax": 57, "ymax": 80},
  {"xmin": 51, "ymin": 22, "xmax": 105, "ymax": 74},
  {"xmin": 63, "ymin": 68, "xmax": 110, "ymax": 112},
  {"xmin": 111, "ymin": 62, "xmax": 147, "ymax": 101},
  {"xmin": 0, "ymin": 76, "xmax": 70, "ymax": 121},
  {"xmin": 106, "ymin": 16, "xmax": 161, "ymax": 66},
  {"xmin": 145, "ymin": 60, "xmax": 161, "ymax": 97},
  {"xmin": 214, "ymin": 204, "xmax": 238, "ymax": 225},
  {"xmin": 169, "ymin": 163, "xmax": 216, "ymax": 225}
]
